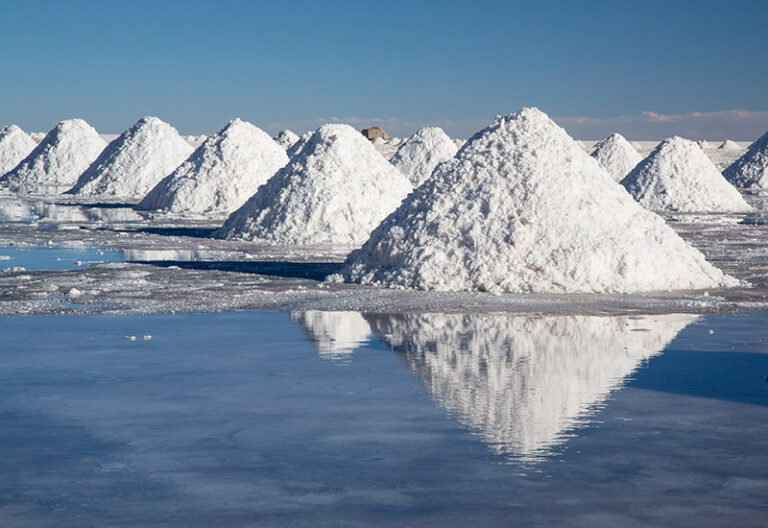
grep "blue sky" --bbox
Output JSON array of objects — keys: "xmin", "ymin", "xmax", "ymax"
[{"xmin": 1, "ymin": 0, "xmax": 766, "ymax": 139}]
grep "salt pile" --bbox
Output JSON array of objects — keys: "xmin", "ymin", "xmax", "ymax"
[
  {"xmin": 67, "ymin": 116, "xmax": 193, "ymax": 199},
  {"xmin": 336, "ymin": 107, "xmax": 733, "ymax": 293},
  {"xmin": 697, "ymin": 140, "xmax": 713, "ymax": 150},
  {"xmin": 291, "ymin": 310, "xmax": 372, "ymax": 358},
  {"xmin": 723, "ymin": 131, "xmax": 768, "ymax": 189},
  {"xmin": 286, "ymin": 131, "xmax": 313, "ymax": 158},
  {"xmin": 273, "ymin": 129, "xmax": 300, "ymax": 150},
  {"xmin": 389, "ymin": 127, "xmax": 458, "ymax": 186},
  {"xmin": 620, "ymin": 136, "xmax": 752, "ymax": 213},
  {"xmin": 0, "ymin": 119, "xmax": 107, "ymax": 193},
  {"xmin": 213, "ymin": 123, "xmax": 413, "ymax": 245},
  {"xmin": 719, "ymin": 139, "xmax": 742, "ymax": 151},
  {"xmin": 0, "ymin": 125, "xmax": 37, "ymax": 176},
  {"xmin": 137, "ymin": 119, "xmax": 288, "ymax": 216},
  {"xmin": 590, "ymin": 133, "xmax": 642, "ymax": 181},
  {"xmin": 367, "ymin": 312, "xmax": 696, "ymax": 460}
]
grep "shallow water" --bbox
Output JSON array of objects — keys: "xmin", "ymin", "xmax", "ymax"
[
  {"xmin": 0, "ymin": 245, "xmax": 122, "ymax": 271},
  {"xmin": 1, "ymin": 310, "xmax": 766, "ymax": 526}
]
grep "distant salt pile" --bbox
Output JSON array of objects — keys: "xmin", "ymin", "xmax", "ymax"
[
  {"xmin": 390, "ymin": 127, "xmax": 458, "ymax": 186},
  {"xmin": 286, "ymin": 131, "xmax": 312, "ymax": 158},
  {"xmin": 697, "ymin": 140, "xmax": 713, "ymax": 150},
  {"xmin": 723, "ymin": 131, "xmax": 768, "ymax": 189},
  {"xmin": 336, "ymin": 108, "xmax": 733, "ymax": 293},
  {"xmin": 68, "ymin": 117, "xmax": 192, "ymax": 199},
  {"xmin": 137, "ymin": 119, "xmax": 288, "ymax": 216},
  {"xmin": 0, "ymin": 125, "xmax": 37, "ymax": 176},
  {"xmin": 453, "ymin": 138, "xmax": 467, "ymax": 149},
  {"xmin": 291, "ymin": 310, "xmax": 372, "ymax": 358},
  {"xmin": 590, "ymin": 133, "xmax": 642, "ymax": 181},
  {"xmin": 213, "ymin": 123, "xmax": 412, "ymax": 245},
  {"xmin": 719, "ymin": 139, "xmax": 742, "ymax": 151},
  {"xmin": 621, "ymin": 136, "xmax": 751, "ymax": 213},
  {"xmin": 0, "ymin": 119, "xmax": 107, "ymax": 193},
  {"xmin": 273, "ymin": 129, "xmax": 300, "ymax": 150}
]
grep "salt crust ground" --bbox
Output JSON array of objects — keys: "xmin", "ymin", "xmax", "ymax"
[
  {"xmin": 338, "ymin": 109, "xmax": 733, "ymax": 294},
  {"xmin": 0, "ymin": 119, "xmax": 107, "ymax": 193},
  {"xmin": 67, "ymin": 117, "xmax": 193, "ymax": 199},
  {"xmin": 0, "ymin": 125, "xmax": 37, "ymax": 176},
  {"xmin": 723, "ymin": 131, "xmax": 768, "ymax": 190},
  {"xmin": 590, "ymin": 133, "xmax": 642, "ymax": 181},
  {"xmin": 621, "ymin": 136, "xmax": 752, "ymax": 213},
  {"xmin": 389, "ymin": 127, "xmax": 458, "ymax": 186},
  {"xmin": 213, "ymin": 124, "xmax": 412, "ymax": 245},
  {"xmin": 137, "ymin": 119, "xmax": 288, "ymax": 217}
]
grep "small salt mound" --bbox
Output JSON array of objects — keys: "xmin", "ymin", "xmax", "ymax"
[
  {"xmin": 590, "ymin": 133, "xmax": 642, "ymax": 181},
  {"xmin": 719, "ymin": 139, "xmax": 742, "ymax": 151},
  {"xmin": 137, "ymin": 119, "xmax": 289, "ymax": 216},
  {"xmin": 286, "ymin": 131, "xmax": 313, "ymax": 158},
  {"xmin": 620, "ymin": 136, "xmax": 752, "ymax": 213},
  {"xmin": 67, "ymin": 116, "xmax": 193, "ymax": 199},
  {"xmin": 0, "ymin": 125, "xmax": 37, "ymax": 176},
  {"xmin": 273, "ymin": 129, "xmax": 300, "ymax": 150},
  {"xmin": 697, "ymin": 140, "xmax": 713, "ymax": 150},
  {"xmin": 723, "ymin": 131, "xmax": 768, "ymax": 189},
  {"xmin": 213, "ymin": 123, "xmax": 413, "ymax": 245},
  {"xmin": 336, "ymin": 107, "xmax": 733, "ymax": 293},
  {"xmin": 0, "ymin": 119, "xmax": 107, "ymax": 193},
  {"xmin": 453, "ymin": 138, "xmax": 467, "ymax": 149},
  {"xmin": 390, "ymin": 127, "xmax": 458, "ymax": 186}
]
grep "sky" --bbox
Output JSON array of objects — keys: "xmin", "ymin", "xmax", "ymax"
[{"xmin": 1, "ymin": 0, "xmax": 767, "ymax": 139}]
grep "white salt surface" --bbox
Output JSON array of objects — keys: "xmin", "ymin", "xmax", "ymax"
[
  {"xmin": 337, "ymin": 108, "xmax": 734, "ymax": 294},
  {"xmin": 390, "ymin": 127, "xmax": 458, "ymax": 186},
  {"xmin": 621, "ymin": 136, "xmax": 752, "ymax": 213},
  {"xmin": 590, "ymin": 133, "xmax": 642, "ymax": 181},
  {"xmin": 0, "ymin": 119, "xmax": 107, "ymax": 193},
  {"xmin": 723, "ymin": 131, "xmax": 768, "ymax": 189},
  {"xmin": 214, "ymin": 123, "xmax": 412, "ymax": 245},
  {"xmin": 137, "ymin": 119, "xmax": 288, "ymax": 217},
  {"xmin": 67, "ymin": 117, "xmax": 193, "ymax": 199},
  {"xmin": 0, "ymin": 125, "xmax": 37, "ymax": 176},
  {"xmin": 273, "ymin": 129, "xmax": 300, "ymax": 150}
]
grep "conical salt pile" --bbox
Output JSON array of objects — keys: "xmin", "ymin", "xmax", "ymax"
[
  {"xmin": 137, "ymin": 119, "xmax": 288, "ymax": 216},
  {"xmin": 273, "ymin": 129, "xmax": 300, "ymax": 150},
  {"xmin": 620, "ymin": 136, "xmax": 752, "ymax": 213},
  {"xmin": 0, "ymin": 119, "xmax": 107, "ymax": 193},
  {"xmin": 213, "ymin": 123, "xmax": 413, "ymax": 245},
  {"xmin": 719, "ymin": 139, "xmax": 742, "ymax": 151},
  {"xmin": 697, "ymin": 140, "xmax": 713, "ymax": 150},
  {"xmin": 0, "ymin": 125, "xmax": 37, "ymax": 176},
  {"xmin": 590, "ymin": 133, "xmax": 642, "ymax": 181},
  {"xmin": 336, "ymin": 108, "xmax": 734, "ymax": 293},
  {"xmin": 390, "ymin": 127, "xmax": 458, "ymax": 186},
  {"xmin": 723, "ymin": 131, "xmax": 768, "ymax": 189},
  {"xmin": 67, "ymin": 116, "xmax": 193, "ymax": 199}
]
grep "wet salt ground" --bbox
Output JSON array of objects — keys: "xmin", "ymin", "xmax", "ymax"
[
  {"xmin": 0, "ymin": 310, "xmax": 767, "ymax": 527},
  {"xmin": 0, "ymin": 245, "xmax": 122, "ymax": 271}
]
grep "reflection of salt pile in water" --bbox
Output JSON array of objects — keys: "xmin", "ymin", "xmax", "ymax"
[
  {"xmin": 0, "ymin": 125, "xmax": 37, "ymax": 176},
  {"xmin": 719, "ymin": 139, "xmax": 742, "ymax": 151},
  {"xmin": 621, "ymin": 136, "xmax": 752, "ymax": 213},
  {"xmin": 286, "ymin": 131, "xmax": 313, "ymax": 158},
  {"xmin": 273, "ymin": 129, "xmax": 300, "ymax": 150},
  {"xmin": 67, "ymin": 117, "xmax": 193, "ymax": 199},
  {"xmin": 137, "ymin": 119, "xmax": 288, "ymax": 216},
  {"xmin": 390, "ymin": 127, "xmax": 458, "ymax": 186},
  {"xmin": 590, "ymin": 133, "xmax": 642, "ymax": 181},
  {"xmin": 723, "ymin": 131, "xmax": 768, "ymax": 189},
  {"xmin": 338, "ymin": 108, "xmax": 733, "ymax": 293},
  {"xmin": 291, "ymin": 310, "xmax": 372, "ymax": 358},
  {"xmin": 0, "ymin": 119, "xmax": 107, "ymax": 193},
  {"xmin": 213, "ymin": 124, "xmax": 412, "ymax": 245},
  {"xmin": 367, "ymin": 312, "xmax": 696, "ymax": 461}
]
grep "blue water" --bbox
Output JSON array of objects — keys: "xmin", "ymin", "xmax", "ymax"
[
  {"xmin": 0, "ymin": 245, "xmax": 123, "ymax": 271},
  {"xmin": 0, "ymin": 311, "xmax": 766, "ymax": 527}
]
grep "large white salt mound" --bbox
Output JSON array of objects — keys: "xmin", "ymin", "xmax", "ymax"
[
  {"xmin": 136, "ymin": 119, "xmax": 288, "ymax": 216},
  {"xmin": 390, "ymin": 127, "xmax": 458, "ymax": 186},
  {"xmin": 620, "ymin": 136, "xmax": 752, "ymax": 213},
  {"xmin": 213, "ymin": 123, "xmax": 413, "ymax": 245},
  {"xmin": 336, "ymin": 108, "xmax": 733, "ymax": 293},
  {"xmin": 0, "ymin": 119, "xmax": 107, "ymax": 193},
  {"xmin": 273, "ymin": 129, "xmax": 300, "ymax": 150},
  {"xmin": 0, "ymin": 125, "xmax": 37, "ymax": 176},
  {"xmin": 67, "ymin": 116, "xmax": 193, "ymax": 199},
  {"xmin": 723, "ymin": 131, "xmax": 768, "ymax": 189},
  {"xmin": 590, "ymin": 133, "xmax": 642, "ymax": 181},
  {"xmin": 719, "ymin": 139, "xmax": 742, "ymax": 151}
]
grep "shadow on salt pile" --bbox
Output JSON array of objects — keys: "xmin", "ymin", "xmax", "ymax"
[{"xmin": 130, "ymin": 259, "xmax": 342, "ymax": 280}]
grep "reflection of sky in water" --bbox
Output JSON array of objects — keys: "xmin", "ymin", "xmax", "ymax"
[
  {"xmin": 0, "ymin": 311, "xmax": 766, "ymax": 526},
  {"xmin": 0, "ymin": 245, "xmax": 123, "ymax": 270}
]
